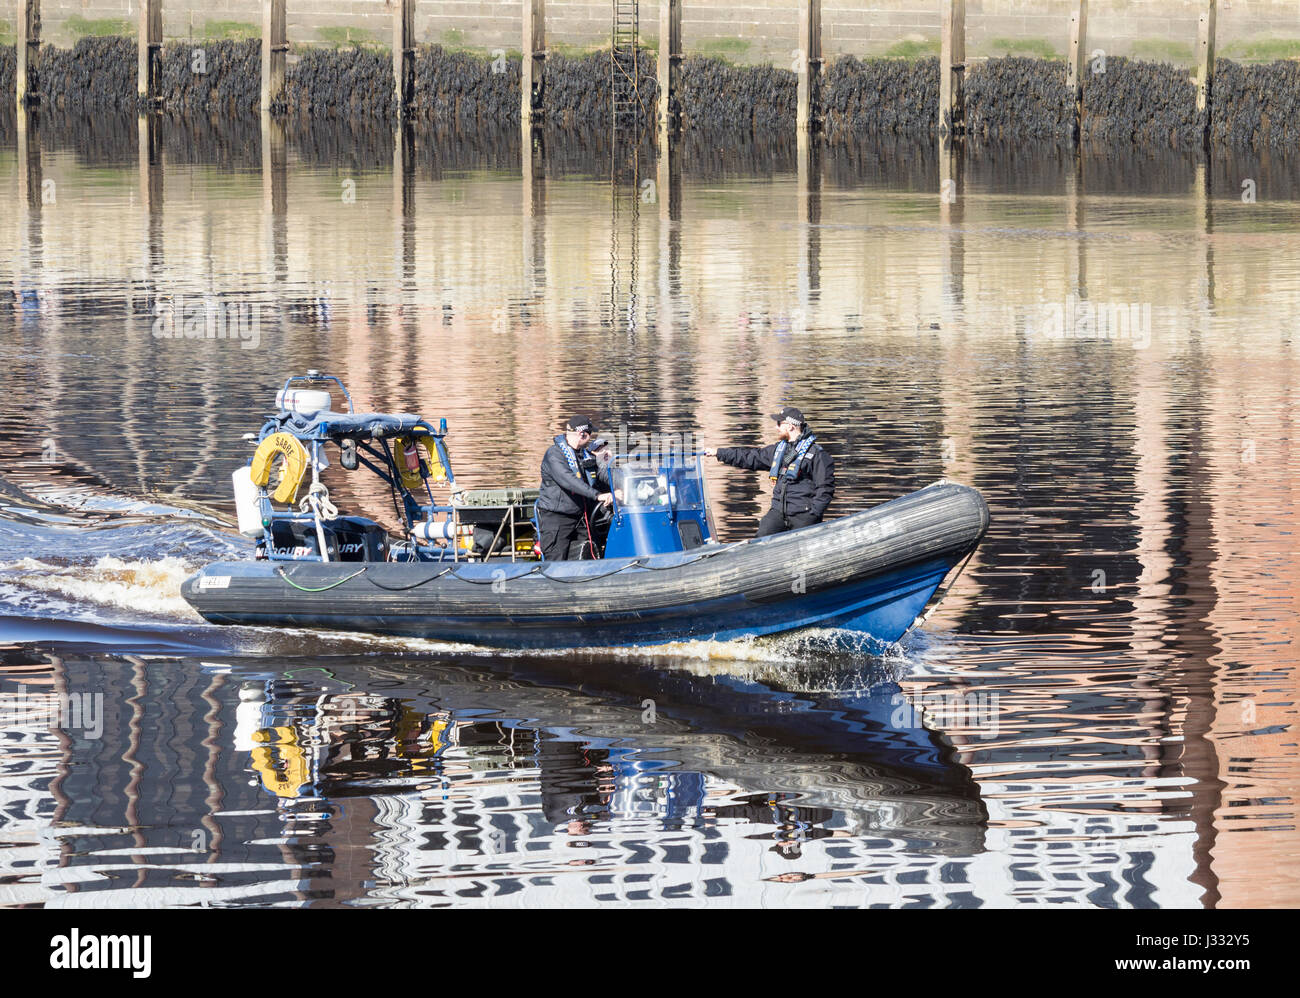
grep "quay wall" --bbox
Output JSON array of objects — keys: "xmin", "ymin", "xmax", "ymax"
[
  {"xmin": 3, "ymin": 2, "xmax": 1299, "ymax": 66},
  {"xmin": 4, "ymin": 37, "xmax": 1300, "ymax": 150}
]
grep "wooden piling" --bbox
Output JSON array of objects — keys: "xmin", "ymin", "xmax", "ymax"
[
  {"xmin": 656, "ymin": 136, "xmax": 680, "ymax": 341},
  {"xmin": 1197, "ymin": 160, "xmax": 1216, "ymax": 304},
  {"xmin": 522, "ymin": 0, "xmax": 546, "ymax": 124},
  {"xmin": 138, "ymin": 112, "xmax": 164, "ymax": 219},
  {"xmin": 797, "ymin": 0, "xmax": 822, "ymax": 132},
  {"xmin": 261, "ymin": 113, "xmax": 288, "ymax": 284},
  {"xmin": 1066, "ymin": 153, "xmax": 1087, "ymax": 297},
  {"xmin": 262, "ymin": 0, "xmax": 288, "ymax": 113},
  {"xmin": 16, "ymin": 0, "xmax": 40, "ymax": 107},
  {"xmin": 1196, "ymin": 0, "xmax": 1216, "ymax": 114},
  {"xmin": 797, "ymin": 132, "xmax": 821, "ymax": 307},
  {"xmin": 939, "ymin": 0, "xmax": 965, "ymax": 138},
  {"xmin": 657, "ymin": 0, "xmax": 682, "ymax": 132},
  {"xmin": 137, "ymin": 0, "xmax": 163, "ymax": 106},
  {"xmin": 1066, "ymin": 0, "xmax": 1088, "ymax": 136},
  {"xmin": 939, "ymin": 137, "xmax": 964, "ymax": 315},
  {"xmin": 656, "ymin": 130, "xmax": 679, "ymax": 293},
  {"xmin": 522, "ymin": 125, "xmax": 546, "ymax": 294},
  {"xmin": 16, "ymin": 104, "xmax": 44, "ymax": 329},
  {"xmin": 393, "ymin": 0, "xmax": 415, "ymax": 117},
  {"xmin": 395, "ymin": 122, "xmax": 416, "ymax": 285},
  {"xmin": 16, "ymin": 104, "xmax": 40, "ymax": 212}
]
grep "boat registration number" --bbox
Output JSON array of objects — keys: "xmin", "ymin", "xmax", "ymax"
[{"xmin": 198, "ymin": 575, "xmax": 231, "ymax": 590}]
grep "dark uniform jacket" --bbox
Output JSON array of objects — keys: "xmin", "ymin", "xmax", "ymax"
[
  {"xmin": 538, "ymin": 441, "xmax": 612, "ymax": 517},
  {"xmin": 716, "ymin": 438, "xmax": 835, "ymax": 519}
]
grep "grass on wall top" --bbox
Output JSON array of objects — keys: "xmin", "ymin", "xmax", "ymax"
[{"xmin": 67, "ymin": 16, "xmax": 133, "ymax": 39}]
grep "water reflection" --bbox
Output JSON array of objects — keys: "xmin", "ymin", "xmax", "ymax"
[
  {"xmin": 0, "ymin": 650, "xmax": 988, "ymax": 906},
  {"xmin": 0, "ymin": 651, "xmax": 919, "ymax": 901},
  {"xmin": 0, "ymin": 110, "xmax": 1296, "ymax": 907},
  {"xmin": 5, "ymin": 639, "xmax": 1268, "ymax": 907}
]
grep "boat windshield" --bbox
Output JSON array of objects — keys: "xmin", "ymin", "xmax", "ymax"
[{"xmin": 611, "ymin": 455, "xmax": 708, "ymax": 511}]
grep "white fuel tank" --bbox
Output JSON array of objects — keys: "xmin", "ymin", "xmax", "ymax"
[
  {"xmin": 275, "ymin": 388, "xmax": 332, "ymax": 417},
  {"xmin": 232, "ymin": 465, "xmax": 265, "ymax": 538}
]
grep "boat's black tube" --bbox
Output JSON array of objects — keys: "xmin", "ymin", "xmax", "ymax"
[{"xmin": 182, "ymin": 482, "xmax": 989, "ymax": 646}]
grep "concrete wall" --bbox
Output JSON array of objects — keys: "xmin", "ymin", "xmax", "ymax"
[{"xmin": 8, "ymin": 2, "xmax": 1300, "ymax": 64}]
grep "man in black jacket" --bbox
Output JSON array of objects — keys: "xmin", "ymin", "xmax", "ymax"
[
  {"xmin": 704, "ymin": 406, "xmax": 834, "ymax": 538},
  {"xmin": 574, "ymin": 438, "xmax": 614, "ymax": 559},
  {"xmin": 537, "ymin": 416, "xmax": 618, "ymax": 561}
]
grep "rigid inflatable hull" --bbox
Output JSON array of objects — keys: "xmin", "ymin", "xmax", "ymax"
[{"xmin": 182, "ymin": 482, "xmax": 989, "ymax": 650}]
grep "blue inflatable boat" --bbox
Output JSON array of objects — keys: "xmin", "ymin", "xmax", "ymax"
[{"xmin": 182, "ymin": 373, "xmax": 989, "ymax": 651}]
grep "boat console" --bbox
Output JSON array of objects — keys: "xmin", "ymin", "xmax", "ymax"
[{"xmin": 602, "ymin": 456, "xmax": 715, "ymax": 558}]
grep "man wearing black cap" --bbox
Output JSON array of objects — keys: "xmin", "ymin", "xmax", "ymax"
[
  {"xmin": 703, "ymin": 406, "xmax": 835, "ymax": 538},
  {"xmin": 536, "ymin": 416, "xmax": 618, "ymax": 561}
]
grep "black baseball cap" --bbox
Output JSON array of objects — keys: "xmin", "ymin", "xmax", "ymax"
[
  {"xmin": 566, "ymin": 415, "xmax": 597, "ymax": 434},
  {"xmin": 770, "ymin": 406, "xmax": 806, "ymax": 426}
]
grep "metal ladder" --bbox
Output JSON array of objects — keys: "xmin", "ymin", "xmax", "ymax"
[
  {"xmin": 608, "ymin": 142, "xmax": 641, "ymax": 341},
  {"xmin": 611, "ymin": 0, "xmax": 640, "ymax": 129},
  {"xmin": 608, "ymin": 0, "xmax": 643, "ymax": 366}
]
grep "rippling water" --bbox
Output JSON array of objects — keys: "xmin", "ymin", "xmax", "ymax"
[{"xmin": 0, "ymin": 110, "xmax": 1296, "ymax": 907}]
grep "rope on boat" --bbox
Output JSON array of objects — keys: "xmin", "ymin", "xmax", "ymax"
[
  {"xmin": 539, "ymin": 558, "xmax": 647, "ymax": 582},
  {"xmin": 278, "ymin": 542, "xmax": 736, "ymax": 594},
  {"xmin": 534, "ymin": 544, "xmax": 733, "ymax": 581},
  {"xmin": 639, "ymin": 543, "xmax": 737, "ymax": 567},
  {"xmin": 276, "ymin": 566, "xmax": 368, "ymax": 592},
  {"xmin": 365, "ymin": 566, "xmax": 457, "ymax": 590},
  {"xmin": 300, "ymin": 483, "xmax": 340, "ymax": 521},
  {"xmin": 432, "ymin": 546, "xmax": 733, "ymax": 585},
  {"xmin": 452, "ymin": 564, "xmax": 546, "ymax": 584}
]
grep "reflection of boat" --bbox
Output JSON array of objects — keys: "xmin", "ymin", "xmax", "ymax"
[
  {"xmin": 232, "ymin": 653, "xmax": 988, "ymax": 856},
  {"xmin": 476, "ymin": 656, "xmax": 988, "ymax": 854},
  {"xmin": 183, "ymin": 373, "xmax": 989, "ymax": 650},
  {"xmin": 236, "ymin": 688, "xmax": 453, "ymax": 800}
]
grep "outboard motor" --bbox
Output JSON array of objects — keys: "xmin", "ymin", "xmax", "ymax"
[{"xmin": 602, "ymin": 454, "xmax": 715, "ymax": 558}]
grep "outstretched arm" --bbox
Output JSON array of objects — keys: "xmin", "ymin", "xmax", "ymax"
[{"xmin": 709, "ymin": 443, "xmax": 778, "ymax": 471}]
